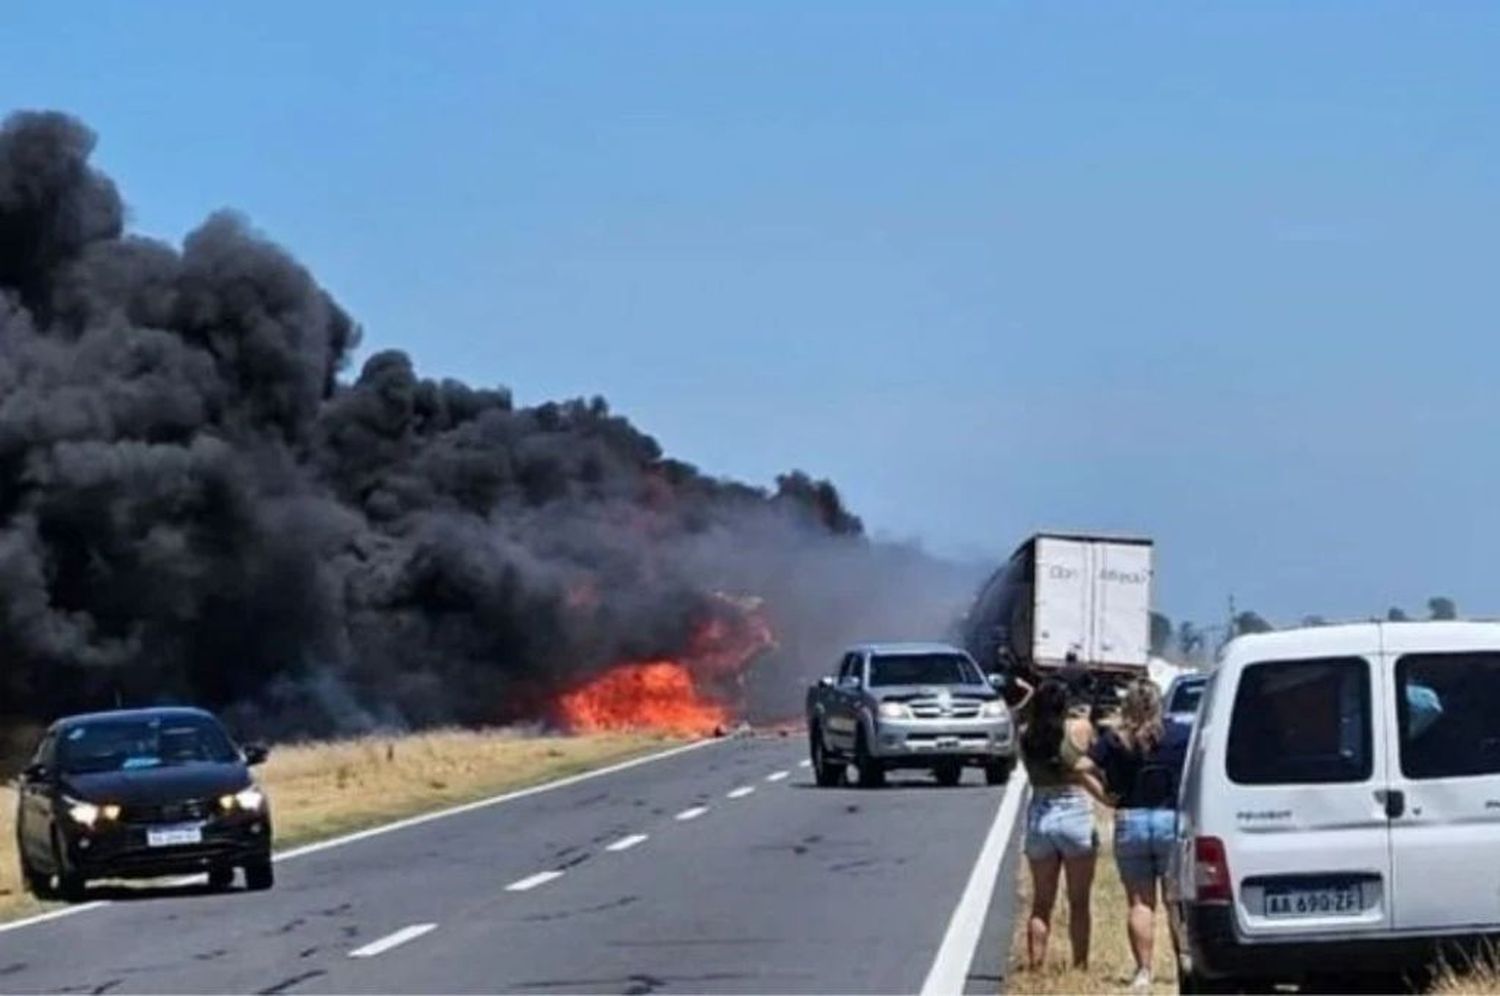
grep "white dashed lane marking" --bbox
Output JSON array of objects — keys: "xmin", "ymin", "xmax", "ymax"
[
  {"xmin": 605, "ymin": 833, "xmax": 649, "ymax": 852},
  {"xmin": 766, "ymin": 770, "xmax": 789, "ymax": 782},
  {"xmin": 727, "ymin": 786, "xmax": 755, "ymax": 799},
  {"xmin": 798, "ymin": 759, "xmax": 812, "ymax": 768},
  {"xmin": 505, "ymin": 870, "xmax": 564, "ymax": 892},
  {"xmin": 348, "ymin": 923, "xmax": 438, "ymax": 958},
  {"xmin": 675, "ymin": 806, "xmax": 709, "ymax": 821}
]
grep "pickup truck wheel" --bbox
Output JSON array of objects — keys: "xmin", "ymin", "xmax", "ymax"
[
  {"xmin": 933, "ymin": 762, "xmax": 962, "ymax": 787},
  {"xmin": 811, "ymin": 729, "xmax": 844, "ymax": 787},
  {"xmin": 984, "ymin": 759, "xmax": 1014, "ymax": 786},
  {"xmin": 854, "ymin": 730, "xmax": 885, "ymax": 788}
]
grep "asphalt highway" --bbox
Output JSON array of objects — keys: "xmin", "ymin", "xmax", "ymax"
[{"xmin": 0, "ymin": 736, "xmax": 1022, "ymax": 994}]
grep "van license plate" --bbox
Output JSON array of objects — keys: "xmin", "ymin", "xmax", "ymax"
[
  {"xmin": 935, "ymin": 737, "xmax": 961, "ymax": 749},
  {"xmin": 1264, "ymin": 884, "xmax": 1363, "ymax": 918},
  {"xmin": 147, "ymin": 824, "xmax": 203, "ymax": 847}
]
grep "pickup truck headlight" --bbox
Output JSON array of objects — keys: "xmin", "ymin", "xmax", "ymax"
[
  {"xmin": 980, "ymin": 700, "xmax": 1008, "ymax": 719},
  {"xmin": 877, "ymin": 701, "xmax": 912, "ymax": 720}
]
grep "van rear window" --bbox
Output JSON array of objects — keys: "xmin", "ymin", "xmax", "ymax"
[
  {"xmin": 1227, "ymin": 658, "xmax": 1371, "ymax": 785},
  {"xmin": 1397, "ymin": 653, "xmax": 1500, "ymax": 780}
]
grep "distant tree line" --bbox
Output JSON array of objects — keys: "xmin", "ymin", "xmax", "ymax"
[{"xmin": 1149, "ymin": 596, "xmax": 1461, "ymax": 665}]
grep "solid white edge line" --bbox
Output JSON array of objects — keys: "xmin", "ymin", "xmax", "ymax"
[
  {"xmin": 605, "ymin": 833, "xmax": 649, "ymax": 853},
  {"xmin": 766, "ymin": 770, "xmax": 789, "ymax": 782},
  {"xmin": 0, "ymin": 737, "xmax": 720, "ymax": 937},
  {"xmin": 919, "ymin": 768, "xmax": 1030, "ymax": 996},
  {"xmin": 727, "ymin": 786, "xmax": 755, "ymax": 799},
  {"xmin": 348, "ymin": 922, "xmax": 438, "ymax": 958},
  {"xmin": 674, "ymin": 806, "xmax": 708, "ymax": 821}
]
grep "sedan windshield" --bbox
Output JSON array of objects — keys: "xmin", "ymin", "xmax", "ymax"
[
  {"xmin": 58, "ymin": 716, "xmax": 239, "ymax": 774},
  {"xmin": 869, "ymin": 654, "xmax": 982, "ymax": 687}
]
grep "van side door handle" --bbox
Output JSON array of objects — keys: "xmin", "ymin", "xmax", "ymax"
[{"xmin": 1378, "ymin": 789, "xmax": 1405, "ymax": 819}]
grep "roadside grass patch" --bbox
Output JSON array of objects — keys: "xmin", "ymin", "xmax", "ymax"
[{"xmin": 0, "ymin": 728, "xmax": 674, "ymax": 923}]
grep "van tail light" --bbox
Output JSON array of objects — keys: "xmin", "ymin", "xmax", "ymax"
[{"xmin": 1194, "ymin": 836, "xmax": 1233, "ymax": 904}]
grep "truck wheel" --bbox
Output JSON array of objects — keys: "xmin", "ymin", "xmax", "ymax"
[
  {"xmin": 984, "ymin": 759, "xmax": 1014, "ymax": 786},
  {"xmin": 933, "ymin": 762, "xmax": 962, "ymax": 787},
  {"xmin": 811, "ymin": 729, "xmax": 844, "ymax": 788},
  {"xmin": 854, "ymin": 730, "xmax": 885, "ymax": 788}
]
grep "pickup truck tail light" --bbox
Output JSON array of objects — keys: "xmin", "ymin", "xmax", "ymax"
[{"xmin": 1194, "ymin": 835, "xmax": 1233, "ymax": 904}]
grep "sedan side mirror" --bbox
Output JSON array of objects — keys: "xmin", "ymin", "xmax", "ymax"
[
  {"xmin": 21, "ymin": 762, "xmax": 48, "ymax": 783},
  {"xmin": 817, "ymin": 676, "xmax": 836, "ymax": 689},
  {"xmin": 243, "ymin": 744, "xmax": 269, "ymax": 766},
  {"xmin": 987, "ymin": 673, "xmax": 1005, "ymax": 689}
]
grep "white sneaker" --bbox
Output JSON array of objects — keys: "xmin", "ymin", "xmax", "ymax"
[{"xmin": 1129, "ymin": 968, "xmax": 1152, "ymax": 993}]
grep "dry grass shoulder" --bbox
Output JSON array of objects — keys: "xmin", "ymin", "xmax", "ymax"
[
  {"xmin": 1006, "ymin": 809, "xmax": 1177, "ymax": 995},
  {"xmin": 0, "ymin": 728, "xmax": 676, "ymax": 923},
  {"xmin": 1430, "ymin": 949, "xmax": 1500, "ymax": 994}
]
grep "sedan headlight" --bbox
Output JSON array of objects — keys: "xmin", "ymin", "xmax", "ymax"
[
  {"xmin": 877, "ymin": 701, "xmax": 912, "ymax": 720},
  {"xmin": 221, "ymin": 786, "xmax": 266, "ymax": 813},
  {"xmin": 980, "ymin": 700, "xmax": 1009, "ymax": 719},
  {"xmin": 65, "ymin": 797, "xmax": 117, "ymax": 827}
]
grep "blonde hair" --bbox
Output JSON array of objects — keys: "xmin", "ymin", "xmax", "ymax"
[{"xmin": 1119, "ymin": 679, "xmax": 1165, "ymax": 754}]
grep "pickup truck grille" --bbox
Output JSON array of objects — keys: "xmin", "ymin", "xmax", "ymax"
[{"xmin": 908, "ymin": 697, "xmax": 984, "ymax": 719}]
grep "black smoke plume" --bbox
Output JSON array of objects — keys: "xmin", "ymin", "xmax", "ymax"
[{"xmin": 0, "ymin": 111, "xmax": 979, "ymax": 739}]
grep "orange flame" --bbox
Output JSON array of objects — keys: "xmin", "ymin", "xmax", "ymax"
[
  {"xmin": 557, "ymin": 592, "xmax": 776, "ymax": 736},
  {"xmin": 558, "ymin": 661, "xmax": 728, "ymax": 736}
]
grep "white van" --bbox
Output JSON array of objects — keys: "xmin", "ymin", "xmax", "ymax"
[{"xmin": 1171, "ymin": 622, "xmax": 1500, "ymax": 992}]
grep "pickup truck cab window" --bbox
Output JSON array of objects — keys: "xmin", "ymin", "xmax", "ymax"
[{"xmin": 868, "ymin": 653, "xmax": 982, "ymax": 687}]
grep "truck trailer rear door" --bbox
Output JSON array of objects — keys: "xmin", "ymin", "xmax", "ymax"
[{"xmin": 1032, "ymin": 537, "xmax": 1090, "ymax": 667}]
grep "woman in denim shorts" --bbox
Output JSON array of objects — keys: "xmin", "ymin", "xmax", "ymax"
[
  {"xmin": 1089, "ymin": 680, "xmax": 1191, "ymax": 993},
  {"xmin": 1020, "ymin": 679, "xmax": 1107, "ymax": 970}
]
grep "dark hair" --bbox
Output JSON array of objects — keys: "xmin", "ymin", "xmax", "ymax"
[{"xmin": 1021, "ymin": 679, "xmax": 1069, "ymax": 767}]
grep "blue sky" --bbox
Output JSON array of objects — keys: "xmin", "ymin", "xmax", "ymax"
[{"xmin": 3, "ymin": 3, "xmax": 1498, "ymax": 627}]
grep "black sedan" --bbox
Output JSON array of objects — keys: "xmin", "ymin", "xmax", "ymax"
[{"xmin": 15, "ymin": 707, "xmax": 274, "ymax": 901}]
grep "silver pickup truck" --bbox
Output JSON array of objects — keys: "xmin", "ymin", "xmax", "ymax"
[{"xmin": 805, "ymin": 642, "xmax": 1017, "ymax": 788}]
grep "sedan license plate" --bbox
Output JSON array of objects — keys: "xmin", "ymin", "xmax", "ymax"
[
  {"xmin": 1264, "ymin": 883, "xmax": 1363, "ymax": 918},
  {"xmin": 147, "ymin": 823, "xmax": 203, "ymax": 848},
  {"xmin": 934, "ymin": 737, "xmax": 961, "ymax": 749}
]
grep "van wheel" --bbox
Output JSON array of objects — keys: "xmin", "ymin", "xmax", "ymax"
[
  {"xmin": 1179, "ymin": 969, "xmax": 1244, "ymax": 994},
  {"xmin": 933, "ymin": 762, "xmax": 962, "ymax": 787},
  {"xmin": 244, "ymin": 859, "xmax": 274, "ymax": 892},
  {"xmin": 854, "ymin": 730, "xmax": 885, "ymax": 788},
  {"xmin": 811, "ymin": 728, "xmax": 844, "ymax": 788},
  {"xmin": 984, "ymin": 759, "xmax": 1014, "ymax": 785}
]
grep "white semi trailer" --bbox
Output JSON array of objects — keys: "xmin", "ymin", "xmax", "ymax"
[{"xmin": 961, "ymin": 533, "xmax": 1154, "ymax": 709}]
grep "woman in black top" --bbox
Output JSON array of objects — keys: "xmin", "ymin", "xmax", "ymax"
[{"xmin": 1089, "ymin": 680, "xmax": 1191, "ymax": 993}]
